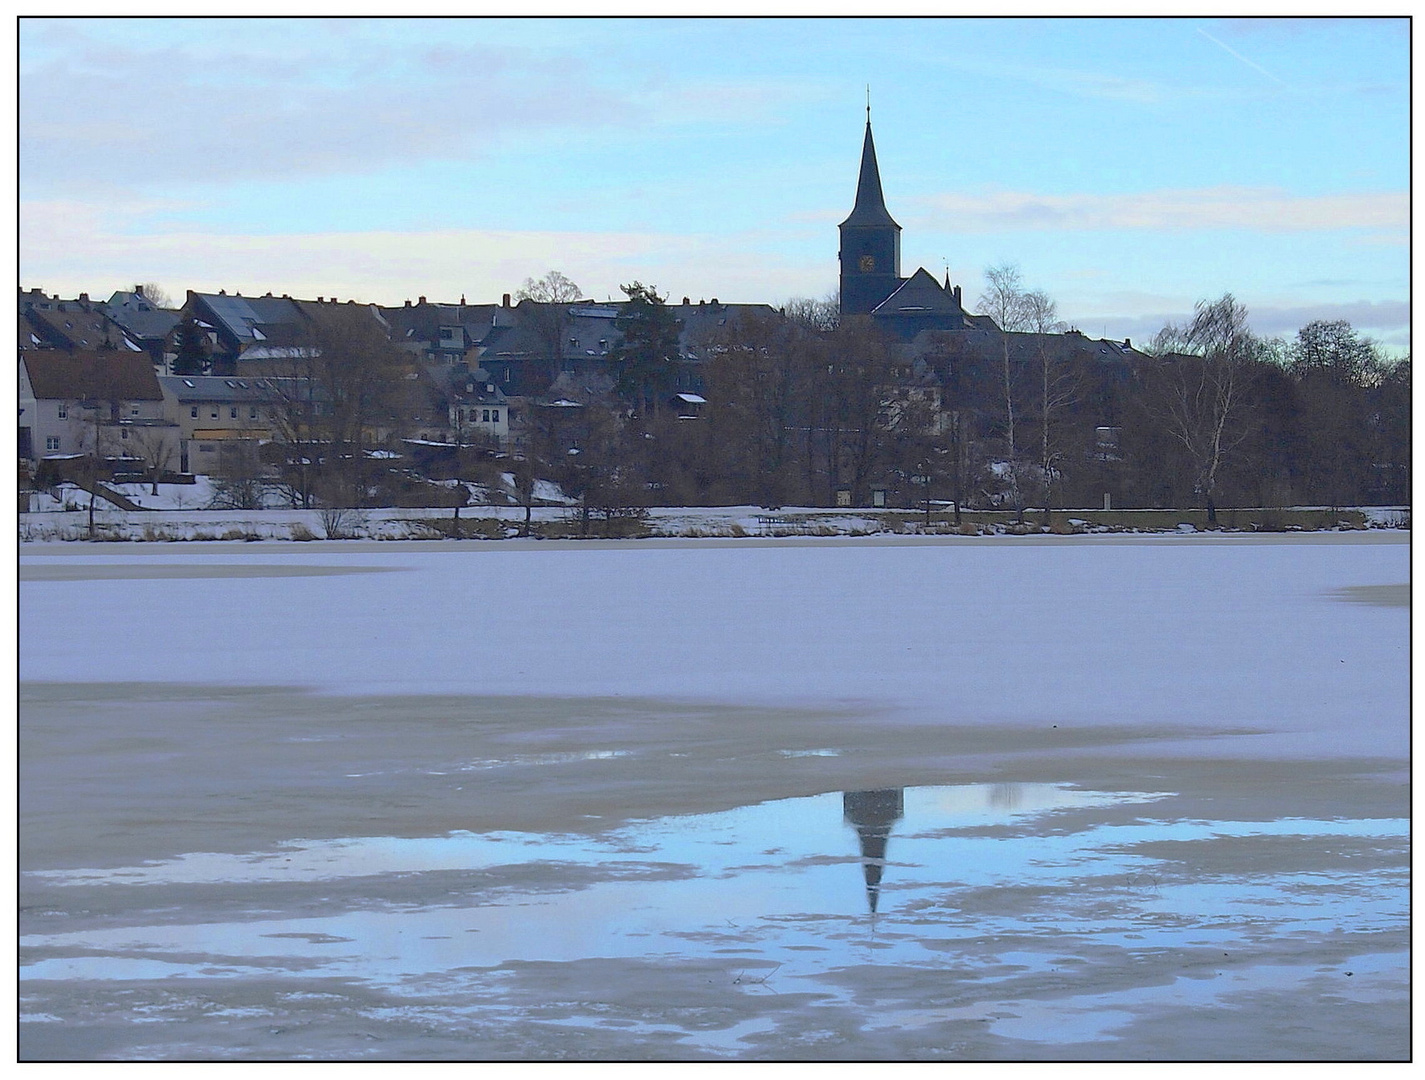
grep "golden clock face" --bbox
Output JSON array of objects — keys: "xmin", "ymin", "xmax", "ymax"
[{"xmin": 859, "ymin": 254, "xmax": 876, "ymax": 272}]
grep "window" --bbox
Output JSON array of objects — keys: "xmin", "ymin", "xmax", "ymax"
[
  {"xmin": 249, "ymin": 406, "xmax": 258, "ymax": 419},
  {"xmin": 211, "ymin": 408, "xmax": 219, "ymax": 419},
  {"xmin": 230, "ymin": 406, "xmax": 238, "ymax": 419},
  {"xmin": 121, "ymin": 428, "xmax": 129, "ymax": 439},
  {"xmin": 131, "ymin": 406, "xmax": 140, "ymax": 416},
  {"xmin": 191, "ymin": 406, "xmax": 199, "ymax": 418},
  {"xmin": 491, "ymin": 410, "xmax": 500, "ymax": 423},
  {"xmin": 57, "ymin": 404, "xmax": 67, "ymax": 419},
  {"xmin": 482, "ymin": 409, "xmax": 490, "ymax": 422},
  {"xmin": 45, "ymin": 436, "xmax": 60, "ymax": 451}
]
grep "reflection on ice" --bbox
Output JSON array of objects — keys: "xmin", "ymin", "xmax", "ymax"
[
  {"xmin": 20, "ymin": 780, "xmax": 1408, "ymax": 1033},
  {"xmin": 843, "ymin": 789, "xmax": 904, "ymax": 914},
  {"xmin": 25, "ymin": 781, "xmax": 1135, "ymax": 889}
]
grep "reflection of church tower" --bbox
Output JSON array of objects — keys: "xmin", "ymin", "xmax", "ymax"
[
  {"xmin": 843, "ymin": 789, "xmax": 905, "ymax": 914},
  {"xmin": 838, "ymin": 109, "xmax": 903, "ymax": 319}
]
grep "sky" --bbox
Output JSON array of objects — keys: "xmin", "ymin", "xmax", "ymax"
[{"xmin": 17, "ymin": 16, "xmax": 1411, "ymax": 352}]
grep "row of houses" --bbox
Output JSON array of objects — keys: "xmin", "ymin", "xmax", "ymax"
[{"xmin": 18, "ymin": 284, "xmax": 777, "ymax": 472}]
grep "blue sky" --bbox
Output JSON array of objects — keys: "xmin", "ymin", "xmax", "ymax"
[{"xmin": 19, "ymin": 16, "xmax": 1410, "ymax": 350}]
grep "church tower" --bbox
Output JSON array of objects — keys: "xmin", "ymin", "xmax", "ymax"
[{"xmin": 839, "ymin": 111, "xmax": 902, "ymax": 319}]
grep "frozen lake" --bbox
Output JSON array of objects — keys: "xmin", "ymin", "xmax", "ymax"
[{"xmin": 18, "ymin": 533, "xmax": 1410, "ymax": 1059}]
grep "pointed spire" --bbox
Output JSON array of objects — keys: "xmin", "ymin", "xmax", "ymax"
[
  {"xmin": 844, "ymin": 789, "xmax": 905, "ymax": 915},
  {"xmin": 840, "ymin": 113, "xmax": 900, "ymax": 231}
]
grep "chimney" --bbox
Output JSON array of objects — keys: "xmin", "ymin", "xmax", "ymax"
[
  {"xmin": 502, "ymin": 293, "xmax": 511, "ymax": 308},
  {"xmin": 404, "ymin": 299, "xmax": 412, "ymax": 308},
  {"xmin": 1124, "ymin": 338, "xmax": 1132, "ymax": 349},
  {"xmin": 682, "ymin": 296, "xmax": 690, "ymax": 306},
  {"xmin": 418, "ymin": 296, "xmax": 426, "ymax": 305},
  {"xmin": 317, "ymin": 297, "xmax": 323, "ymax": 303},
  {"xmin": 220, "ymin": 289, "xmax": 226, "ymax": 295},
  {"xmin": 134, "ymin": 284, "xmax": 144, "ymax": 297},
  {"xmin": 953, "ymin": 285, "xmax": 962, "ymax": 305},
  {"xmin": 711, "ymin": 298, "xmax": 718, "ymax": 306},
  {"xmin": 79, "ymin": 292, "xmax": 89, "ymax": 304},
  {"xmin": 460, "ymin": 294, "xmax": 466, "ymax": 306}
]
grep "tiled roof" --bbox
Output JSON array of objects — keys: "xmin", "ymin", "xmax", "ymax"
[
  {"xmin": 27, "ymin": 307, "xmax": 131, "ymax": 351},
  {"xmin": 101, "ymin": 292, "xmax": 181, "ymax": 341},
  {"xmin": 22, "ymin": 350, "xmax": 164, "ymax": 401},
  {"xmin": 158, "ymin": 375, "xmax": 271, "ymax": 402}
]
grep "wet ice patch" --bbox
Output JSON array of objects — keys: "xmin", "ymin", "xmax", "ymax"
[
  {"xmin": 456, "ymin": 749, "xmax": 634, "ymax": 771},
  {"xmin": 19, "ymin": 780, "xmax": 1409, "ymax": 1060}
]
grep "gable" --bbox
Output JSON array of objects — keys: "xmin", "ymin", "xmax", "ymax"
[{"xmin": 871, "ymin": 268, "xmax": 963, "ymax": 317}]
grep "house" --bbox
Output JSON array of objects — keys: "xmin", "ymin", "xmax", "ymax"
[
  {"xmin": 178, "ymin": 291, "xmax": 309, "ymax": 374},
  {"xmin": 19, "ymin": 351, "xmax": 180, "ymax": 477},
  {"xmin": 380, "ymin": 296, "xmax": 503, "ymax": 368},
  {"xmin": 20, "ymin": 291, "xmax": 138, "ymax": 353},
  {"xmin": 445, "ymin": 369, "xmax": 510, "ymax": 446},
  {"xmin": 157, "ymin": 374, "xmax": 273, "ymax": 475},
  {"xmin": 101, "ymin": 286, "xmax": 181, "ymax": 369}
]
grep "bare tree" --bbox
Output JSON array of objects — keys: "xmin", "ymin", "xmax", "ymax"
[
  {"xmin": 517, "ymin": 271, "xmax": 584, "ymax": 387},
  {"xmin": 785, "ymin": 292, "xmax": 840, "ymax": 333},
  {"xmin": 208, "ymin": 441, "xmax": 268, "ymax": 510},
  {"xmin": 137, "ymin": 282, "xmax": 173, "ymax": 309},
  {"xmin": 978, "ymin": 263, "xmax": 1032, "ymax": 519},
  {"xmin": 516, "ymin": 270, "xmax": 582, "ymax": 305},
  {"xmin": 1144, "ymin": 294, "xmax": 1259, "ymax": 524},
  {"xmin": 1021, "ymin": 289, "xmax": 1078, "ymax": 517},
  {"xmin": 126, "ymin": 424, "xmax": 178, "ymax": 496},
  {"xmin": 256, "ymin": 306, "xmax": 413, "ymax": 509},
  {"xmin": 817, "ymin": 317, "xmax": 901, "ymax": 506},
  {"xmin": 702, "ymin": 310, "xmax": 809, "ymax": 507}
]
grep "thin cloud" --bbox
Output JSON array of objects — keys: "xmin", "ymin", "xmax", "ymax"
[
  {"xmin": 1196, "ymin": 28, "xmax": 1294, "ymax": 90},
  {"xmin": 914, "ymin": 186, "xmax": 1406, "ymax": 235},
  {"xmin": 18, "ymin": 199, "xmax": 826, "ymax": 308},
  {"xmin": 20, "ymin": 28, "xmax": 638, "ymax": 190}
]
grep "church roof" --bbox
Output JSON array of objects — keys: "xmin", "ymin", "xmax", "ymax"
[
  {"xmin": 871, "ymin": 268, "xmax": 963, "ymax": 317},
  {"xmin": 839, "ymin": 119, "xmax": 900, "ymax": 231}
]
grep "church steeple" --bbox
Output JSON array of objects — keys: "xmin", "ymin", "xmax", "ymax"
[
  {"xmin": 840, "ymin": 117, "xmax": 900, "ymax": 232},
  {"xmin": 839, "ymin": 111, "xmax": 902, "ymax": 319}
]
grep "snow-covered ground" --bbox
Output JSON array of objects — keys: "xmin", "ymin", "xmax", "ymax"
[
  {"xmin": 17, "ymin": 480, "xmax": 1412, "ymax": 544},
  {"xmin": 18, "ymin": 534, "xmax": 1410, "ymax": 1060},
  {"xmin": 18, "ymin": 533, "xmax": 1408, "ymax": 761}
]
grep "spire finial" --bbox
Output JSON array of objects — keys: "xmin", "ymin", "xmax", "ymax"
[{"xmin": 866, "ymin": 84, "xmax": 871, "ymax": 123}]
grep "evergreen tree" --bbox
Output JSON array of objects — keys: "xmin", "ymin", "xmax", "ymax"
[
  {"xmin": 172, "ymin": 316, "xmax": 210, "ymax": 376},
  {"xmin": 611, "ymin": 282, "xmax": 683, "ymax": 413}
]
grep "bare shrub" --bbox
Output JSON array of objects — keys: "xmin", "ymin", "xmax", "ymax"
[{"xmin": 319, "ymin": 506, "xmax": 366, "ymax": 540}]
